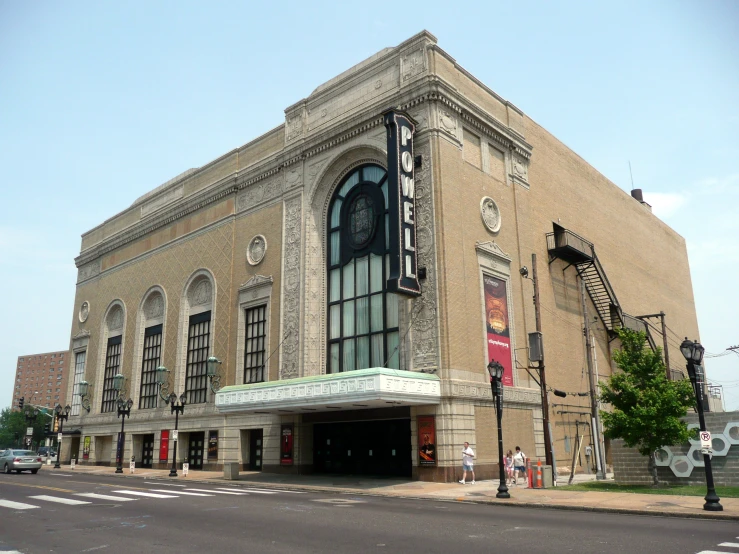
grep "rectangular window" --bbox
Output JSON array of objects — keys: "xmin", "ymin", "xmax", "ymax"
[
  {"xmin": 185, "ymin": 311, "xmax": 211, "ymax": 404},
  {"xmin": 101, "ymin": 335, "xmax": 122, "ymax": 413},
  {"xmin": 244, "ymin": 305, "xmax": 266, "ymax": 384},
  {"xmin": 139, "ymin": 324, "xmax": 163, "ymax": 409},
  {"xmin": 71, "ymin": 351, "xmax": 86, "ymax": 416}
]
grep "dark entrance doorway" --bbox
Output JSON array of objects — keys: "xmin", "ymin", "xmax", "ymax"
[
  {"xmin": 249, "ymin": 429, "xmax": 263, "ymax": 471},
  {"xmin": 313, "ymin": 418, "xmax": 411, "ymax": 477},
  {"xmin": 188, "ymin": 432, "xmax": 204, "ymax": 470},
  {"xmin": 141, "ymin": 434, "xmax": 154, "ymax": 468}
]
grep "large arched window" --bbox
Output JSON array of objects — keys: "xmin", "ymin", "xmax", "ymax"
[{"xmin": 327, "ymin": 164, "xmax": 399, "ymax": 373}]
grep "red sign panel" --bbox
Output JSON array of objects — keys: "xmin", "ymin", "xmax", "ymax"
[
  {"xmin": 418, "ymin": 416, "xmax": 436, "ymax": 466},
  {"xmin": 281, "ymin": 424, "xmax": 294, "ymax": 465},
  {"xmin": 159, "ymin": 430, "xmax": 170, "ymax": 463},
  {"xmin": 484, "ymin": 274, "xmax": 513, "ymax": 386}
]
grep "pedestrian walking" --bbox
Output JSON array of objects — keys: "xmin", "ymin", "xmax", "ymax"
[
  {"xmin": 505, "ymin": 449, "xmax": 514, "ymax": 484},
  {"xmin": 459, "ymin": 442, "xmax": 475, "ymax": 484},
  {"xmin": 512, "ymin": 446, "xmax": 527, "ymax": 485}
]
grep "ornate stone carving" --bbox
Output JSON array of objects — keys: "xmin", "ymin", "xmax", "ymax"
[
  {"xmin": 281, "ymin": 196, "xmax": 302, "ymax": 379},
  {"xmin": 144, "ymin": 293, "xmax": 164, "ymax": 320},
  {"xmin": 401, "ymin": 48, "xmax": 427, "ymax": 82},
  {"xmin": 511, "ymin": 154, "xmax": 529, "ymax": 184},
  {"xmin": 480, "ymin": 196, "xmax": 502, "ymax": 233},
  {"xmin": 78, "ymin": 301, "xmax": 90, "ymax": 323},
  {"xmin": 439, "ymin": 110, "xmax": 456, "ymax": 133},
  {"xmin": 247, "ymin": 235, "xmax": 267, "ymax": 266},
  {"xmin": 286, "ymin": 116, "xmax": 303, "ymax": 142},
  {"xmin": 189, "ymin": 278, "xmax": 212, "ymax": 307},
  {"xmin": 77, "ymin": 260, "xmax": 100, "ymax": 284},
  {"xmin": 108, "ymin": 306, "xmax": 123, "ymax": 331},
  {"xmin": 475, "ymin": 240, "xmax": 512, "ymax": 262}
]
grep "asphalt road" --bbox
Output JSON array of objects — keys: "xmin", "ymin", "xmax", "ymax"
[{"xmin": 0, "ymin": 470, "xmax": 736, "ymax": 554}]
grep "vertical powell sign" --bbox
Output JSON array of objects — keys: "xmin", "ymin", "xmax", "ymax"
[{"xmin": 383, "ymin": 109, "xmax": 421, "ymax": 296}]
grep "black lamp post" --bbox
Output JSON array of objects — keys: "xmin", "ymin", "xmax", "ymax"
[
  {"xmin": 488, "ymin": 359, "xmax": 510, "ymax": 499},
  {"xmin": 680, "ymin": 338, "xmax": 722, "ymax": 512},
  {"xmin": 168, "ymin": 392, "xmax": 187, "ymax": 477},
  {"xmin": 53, "ymin": 404, "xmax": 71, "ymax": 469},
  {"xmin": 115, "ymin": 397, "xmax": 134, "ymax": 474}
]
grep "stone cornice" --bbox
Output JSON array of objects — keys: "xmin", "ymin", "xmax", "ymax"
[
  {"xmin": 76, "ymin": 80, "xmax": 532, "ymax": 269},
  {"xmin": 443, "ymin": 380, "xmax": 540, "ymax": 405}
]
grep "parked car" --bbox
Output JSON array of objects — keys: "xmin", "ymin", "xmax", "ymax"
[
  {"xmin": 0, "ymin": 449, "xmax": 43, "ymax": 474},
  {"xmin": 37, "ymin": 447, "xmax": 57, "ymax": 460}
]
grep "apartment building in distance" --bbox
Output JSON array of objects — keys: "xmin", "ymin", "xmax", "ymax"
[{"xmin": 12, "ymin": 350, "xmax": 71, "ymax": 412}]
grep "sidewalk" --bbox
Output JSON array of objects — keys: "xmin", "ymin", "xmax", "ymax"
[{"xmin": 49, "ymin": 463, "xmax": 739, "ymax": 521}]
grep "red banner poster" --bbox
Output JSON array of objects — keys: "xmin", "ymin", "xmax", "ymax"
[
  {"xmin": 281, "ymin": 424, "xmax": 294, "ymax": 466},
  {"xmin": 418, "ymin": 416, "xmax": 436, "ymax": 466},
  {"xmin": 159, "ymin": 430, "xmax": 170, "ymax": 463},
  {"xmin": 484, "ymin": 274, "xmax": 513, "ymax": 386}
]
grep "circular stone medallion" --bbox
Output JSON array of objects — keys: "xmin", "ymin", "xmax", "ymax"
[
  {"xmin": 79, "ymin": 301, "xmax": 90, "ymax": 323},
  {"xmin": 480, "ymin": 196, "xmax": 502, "ymax": 233},
  {"xmin": 247, "ymin": 235, "xmax": 267, "ymax": 266}
]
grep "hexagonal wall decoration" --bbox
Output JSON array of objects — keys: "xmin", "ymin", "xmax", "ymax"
[
  {"xmin": 687, "ymin": 423, "xmax": 700, "ymax": 444},
  {"xmin": 654, "ymin": 447, "xmax": 673, "ymax": 467},
  {"xmin": 723, "ymin": 421, "xmax": 739, "ymax": 445},
  {"xmin": 670, "ymin": 455, "xmax": 693, "ymax": 478},
  {"xmin": 687, "ymin": 444, "xmax": 705, "ymax": 468},
  {"xmin": 710, "ymin": 433, "xmax": 731, "ymax": 456}
]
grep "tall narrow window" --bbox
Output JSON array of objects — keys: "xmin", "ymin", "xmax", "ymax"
[
  {"xmin": 101, "ymin": 336, "xmax": 122, "ymax": 413},
  {"xmin": 244, "ymin": 305, "xmax": 266, "ymax": 383},
  {"xmin": 139, "ymin": 324, "xmax": 162, "ymax": 409},
  {"xmin": 70, "ymin": 351, "xmax": 86, "ymax": 416},
  {"xmin": 185, "ymin": 311, "xmax": 211, "ymax": 404},
  {"xmin": 327, "ymin": 164, "xmax": 399, "ymax": 373}
]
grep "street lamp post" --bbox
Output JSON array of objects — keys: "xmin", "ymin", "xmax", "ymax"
[
  {"xmin": 680, "ymin": 338, "xmax": 722, "ymax": 512},
  {"xmin": 24, "ymin": 409, "xmax": 38, "ymax": 450},
  {"xmin": 53, "ymin": 404, "xmax": 71, "ymax": 469},
  {"xmin": 115, "ymin": 397, "xmax": 134, "ymax": 473},
  {"xmin": 168, "ymin": 392, "xmax": 187, "ymax": 477},
  {"xmin": 488, "ymin": 359, "xmax": 510, "ymax": 499}
]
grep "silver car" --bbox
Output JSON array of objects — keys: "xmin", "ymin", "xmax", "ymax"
[{"xmin": 0, "ymin": 449, "xmax": 43, "ymax": 474}]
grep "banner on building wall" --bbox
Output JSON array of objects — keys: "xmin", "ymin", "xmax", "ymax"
[
  {"xmin": 83, "ymin": 436, "xmax": 91, "ymax": 460},
  {"xmin": 159, "ymin": 430, "xmax": 170, "ymax": 463},
  {"xmin": 281, "ymin": 424, "xmax": 294, "ymax": 466},
  {"xmin": 115, "ymin": 432, "xmax": 124, "ymax": 466},
  {"xmin": 418, "ymin": 416, "xmax": 436, "ymax": 466},
  {"xmin": 208, "ymin": 430, "xmax": 219, "ymax": 460},
  {"xmin": 484, "ymin": 274, "xmax": 513, "ymax": 386},
  {"xmin": 383, "ymin": 109, "xmax": 421, "ymax": 297}
]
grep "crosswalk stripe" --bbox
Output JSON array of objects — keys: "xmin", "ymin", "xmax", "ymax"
[
  {"xmin": 184, "ymin": 488, "xmax": 247, "ymax": 495},
  {"xmin": 75, "ymin": 493, "xmax": 137, "ymax": 501},
  {"xmin": 112, "ymin": 490, "xmax": 179, "ymax": 499},
  {"xmin": 718, "ymin": 543, "xmax": 739, "ymax": 548},
  {"xmin": 0, "ymin": 550, "xmax": 25, "ymax": 553},
  {"xmin": 216, "ymin": 487, "xmax": 275, "ymax": 494},
  {"xmin": 150, "ymin": 489, "xmax": 214, "ymax": 496},
  {"xmin": 0, "ymin": 499, "xmax": 39, "ymax": 510},
  {"xmin": 28, "ymin": 495, "xmax": 91, "ymax": 506},
  {"xmin": 241, "ymin": 488, "xmax": 305, "ymax": 494}
]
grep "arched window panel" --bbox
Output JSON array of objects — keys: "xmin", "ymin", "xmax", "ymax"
[{"xmin": 327, "ymin": 164, "xmax": 400, "ymax": 374}]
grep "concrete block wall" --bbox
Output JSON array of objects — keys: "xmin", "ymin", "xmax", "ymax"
[{"xmin": 612, "ymin": 411, "xmax": 739, "ymax": 486}]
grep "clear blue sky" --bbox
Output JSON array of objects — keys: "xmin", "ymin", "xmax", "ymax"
[{"xmin": 1, "ymin": 1, "xmax": 737, "ymax": 410}]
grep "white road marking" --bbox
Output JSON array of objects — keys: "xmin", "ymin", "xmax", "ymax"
[
  {"xmin": 241, "ymin": 487, "xmax": 305, "ymax": 494},
  {"xmin": 112, "ymin": 490, "xmax": 179, "ymax": 499},
  {"xmin": 48, "ymin": 473, "xmax": 74, "ymax": 476},
  {"xmin": 150, "ymin": 489, "xmax": 214, "ymax": 496},
  {"xmin": 718, "ymin": 544, "xmax": 739, "ymax": 548},
  {"xmin": 75, "ymin": 493, "xmax": 137, "ymax": 501},
  {"xmin": 217, "ymin": 487, "xmax": 274, "ymax": 494},
  {"xmin": 0, "ymin": 499, "xmax": 39, "ymax": 510},
  {"xmin": 143, "ymin": 482, "xmax": 186, "ymax": 487},
  {"xmin": 29, "ymin": 495, "xmax": 91, "ymax": 505},
  {"xmin": 184, "ymin": 488, "xmax": 247, "ymax": 495},
  {"xmin": 0, "ymin": 550, "xmax": 25, "ymax": 553}
]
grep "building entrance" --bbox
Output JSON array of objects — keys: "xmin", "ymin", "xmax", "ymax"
[
  {"xmin": 313, "ymin": 418, "xmax": 411, "ymax": 477},
  {"xmin": 141, "ymin": 434, "xmax": 155, "ymax": 468},
  {"xmin": 188, "ymin": 432, "xmax": 204, "ymax": 469}
]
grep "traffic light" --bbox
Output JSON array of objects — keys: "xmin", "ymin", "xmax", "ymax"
[
  {"xmin": 53, "ymin": 417, "xmax": 59, "ymax": 432},
  {"xmin": 44, "ymin": 422, "xmax": 51, "ymax": 435},
  {"xmin": 18, "ymin": 396, "xmax": 24, "ymax": 410}
]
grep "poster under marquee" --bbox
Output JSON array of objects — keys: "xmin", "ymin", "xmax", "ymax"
[{"xmin": 484, "ymin": 274, "xmax": 513, "ymax": 386}]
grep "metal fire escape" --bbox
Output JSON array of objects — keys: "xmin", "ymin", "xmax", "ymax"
[{"xmin": 546, "ymin": 225, "xmax": 657, "ymax": 350}]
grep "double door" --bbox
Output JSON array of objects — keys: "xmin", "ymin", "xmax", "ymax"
[
  {"xmin": 188, "ymin": 432, "xmax": 204, "ymax": 470},
  {"xmin": 249, "ymin": 429, "xmax": 263, "ymax": 471},
  {"xmin": 141, "ymin": 434, "xmax": 154, "ymax": 468}
]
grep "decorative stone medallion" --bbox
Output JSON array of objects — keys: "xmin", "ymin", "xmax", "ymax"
[
  {"xmin": 78, "ymin": 301, "xmax": 90, "ymax": 323},
  {"xmin": 480, "ymin": 196, "xmax": 502, "ymax": 233},
  {"xmin": 247, "ymin": 235, "xmax": 267, "ymax": 266}
]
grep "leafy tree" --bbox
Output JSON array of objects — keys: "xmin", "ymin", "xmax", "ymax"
[
  {"xmin": 0, "ymin": 406, "xmax": 50, "ymax": 450},
  {"xmin": 599, "ymin": 328, "xmax": 695, "ymax": 486}
]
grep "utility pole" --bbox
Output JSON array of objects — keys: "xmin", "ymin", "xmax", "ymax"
[
  {"xmin": 531, "ymin": 254, "xmax": 554, "ymax": 469},
  {"xmin": 580, "ymin": 277, "xmax": 605, "ymax": 480},
  {"xmin": 660, "ymin": 312, "xmax": 670, "ymax": 379}
]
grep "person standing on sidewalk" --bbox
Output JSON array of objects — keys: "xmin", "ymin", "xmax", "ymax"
[
  {"xmin": 459, "ymin": 442, "xmax": 475, "ymax": 484},
  {"xmin": 512, "ymin": 446, "xmax": 527, "ymax": 485},
  {"xmin": 505, "ymin": 449, "xmax": 514, "ymax": 484}
]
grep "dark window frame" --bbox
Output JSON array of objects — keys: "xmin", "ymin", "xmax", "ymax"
[
  {"xmin": 138, "ymin": 324, "xmax": 163, "ymax": 409},
  {"xmin": 243, "ymin": 305, "xmax": 267, "ymax": 384},
  {"xmin": 101, "ymin": 335, "xmax": 122, "ymax": 413},
  {"xmin": 185, "ymin": 311, "xmax": 211, "ymax": 404}
]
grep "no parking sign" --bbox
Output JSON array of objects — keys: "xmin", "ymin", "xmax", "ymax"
[{"xmin": 700, "ymin": 431, "xmax": 712, "ymax": 450}]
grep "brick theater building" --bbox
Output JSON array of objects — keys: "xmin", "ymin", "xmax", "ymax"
[{"xmin": 63, "ymin": 31, "xmax": 700, "ymax": 480}]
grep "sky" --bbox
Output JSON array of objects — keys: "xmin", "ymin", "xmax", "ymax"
[{"xmin": 1, "ymin": 1, "xmax": 737, "ymax": 411}]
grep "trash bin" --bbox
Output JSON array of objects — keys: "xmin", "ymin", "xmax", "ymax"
[
  {"xmin": 542, "ymin": 465, "xmax": 553, "ymax": 488},
  {"xmin": 224, "ymin": 462, "xmax": 240, "ymax": 480}
]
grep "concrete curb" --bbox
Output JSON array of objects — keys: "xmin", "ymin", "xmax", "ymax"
[{"xmin": 67, "ymin": 469, "xmax": 739, "ymax": 521}]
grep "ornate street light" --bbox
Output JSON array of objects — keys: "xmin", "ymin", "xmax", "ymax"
[
  {"xmin": 487, "ymin": 359, "xmax": 510, "ymax": 499},
  {"xmin": 115, "ymin": 397, "xmax": 134, "ymax": 474},
  {"xmin": 206, "ymin": 356, "xmax": 222, "ymax": 393},
  {"xmin": 77, "ymin": 380, "xmax": 91, "ymax": 413},
  {"xmin": 168, "ymin": 392, "xmax": 187, "ymax": 477},
  {"xmin": 680, "ymin": 338, "xmax": 722, "ymax": 512},
  {"xmin": 53, "ymin": 404, "xmax": 71, "ymax": 469},
  {"xmin": 156, "ymin": 365, "xmax": 171, "ymax": 401}
]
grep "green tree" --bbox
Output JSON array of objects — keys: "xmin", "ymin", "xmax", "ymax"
[
  {"xmin": 599, "ymin": 328, "xmax": 695, "ymax": 486},
  {"xmin": 0, "ymin": 406, "xmax": 49, "ymax": 450}
]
